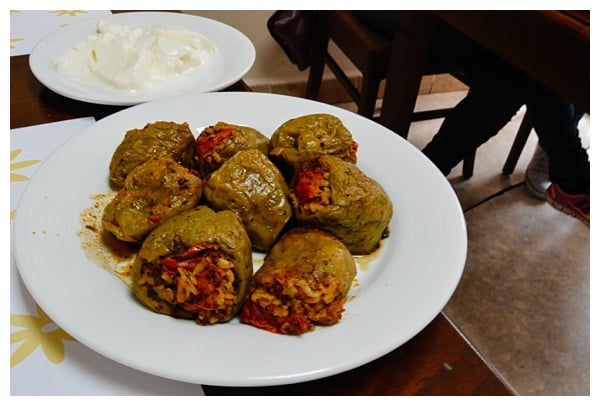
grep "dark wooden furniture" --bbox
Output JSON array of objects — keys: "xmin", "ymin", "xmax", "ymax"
[
  {"xmin": 305, "ymin": 11, "xmax": 533, "ymax": 179},
  {"xmin": 11, "ymin": 38, "xmax": 515, "ymax": 396},
  {"xmin": 305, "ymin": 10, "xmax": 392, "ymax": 118},
  {"xmin": 432, "ymin": 10, "xmax": 590, "ymax": 114}
]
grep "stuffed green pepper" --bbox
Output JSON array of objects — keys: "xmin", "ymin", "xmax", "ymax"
[
  {"xmin": 240, "ymin": 227, "xmax": 357, "ymax": 335},
  {"xmin": 289, "ymin": 154, "xmax": 393, "ymax": 255},
  {"xmin": 268, "ymin": 113, "xmax": 358, "ymax": 178},
  {"xmin": 102, "ymin": 157, "xmax": 203, "ymax": 243},
  {"xmin": 203, "ymin": 148, "xmax": 293, "ymax": 252},
  {"xmin": 109, "ymin": 121, "xmax": 196, "ymax": 187},
  {"xmin": 131, "ymin": 206, "xmax": 253, "ymax": 325},
  {"xmin": 193, "ymin": 121, "xmax": 270, "ymax": 178}
]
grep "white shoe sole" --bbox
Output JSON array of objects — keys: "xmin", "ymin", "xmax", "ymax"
[{"xmin": 525, "ymin": 170, "xmax": 549, "ymax": 200}]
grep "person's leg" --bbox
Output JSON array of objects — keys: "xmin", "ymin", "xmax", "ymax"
[
  {"xmin": 421, "ymin": 96, "xmax": 519, "ymax": 174},
  {"xmin": 525, "ymin": 107, "xmax": 585, "ymax": 199},
  {"xmin": 524, "ymin": 91, "xmax": 589, "ymax": 194},
  {"xmin": 523, "ymin": 86, "xmax": 589, "ymax": 225},
  {"xmin": 422, "ymin": 56, "xmax": 525, "ymax": 175}
]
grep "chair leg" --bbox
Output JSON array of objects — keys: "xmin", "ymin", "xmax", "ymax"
[
  {"xmin": 357, "ymin": 76, "xmax": 381, "ymax": 118},
  {"xmin": 462, "ymin": 149, "xmax": 476, "ymax": 179},
  {"xmin": 324, "ymin": 52, "xmax": 361, "ymax": 103},
  {"xmin": 305, "ymin": 13, "xmax": 329, "ymax": 100},
  {"xmin": 379, "ymin": 11, "xmax": 435, "ymax": 139},
  {"xmin": 502, "ymin": 111, "xmax": 533, "ymax": 175}
]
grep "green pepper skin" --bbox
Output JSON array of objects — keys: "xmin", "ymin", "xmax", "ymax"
[
  {"xmin": 109, "ymin": 121, "xmax": 196, "ymax": 187},
  {"xmin": 193, "ymin": 121, "xmax": 270, "ymax": 178},
  {"xmin": 131, "ymin": 206, "xmax": 253, "ymax": 323},
  {"xmin": 258, "ymin": 227, "xmax": 356, "ymax": 294},
  {"xmin": 269, "ymin": 113, "xmax": 358, "ymax": 177},
  {"xmin": 204, "ymin": 149, "xmax": 293, "ymax": 252},
  {"xmin": 290, "ymin": 154, "xmax": 393, "ymax": 255},
  {"xmin": 240, "ymin": 227, "xmax": 357, "ymax": 335},
  {"xmin": 102, "ymin": 157, "xmax": 203, "ymax": 243}
]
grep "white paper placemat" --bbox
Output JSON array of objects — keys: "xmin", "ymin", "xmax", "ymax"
[{"xmin": 10, "ymin": 10, "xmax": 112, "ymax": 56}]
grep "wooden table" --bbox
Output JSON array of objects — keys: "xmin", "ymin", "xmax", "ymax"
[
  {"xmin": 432, "ymin": 10, "xmax": 590, "ymax": 113},
  {"xmin": 204, "ymin": 313, "xmax": 514, "ymax": 395},
  {"xmin": 379, "ymin": 10, "xmax": 589, "ymax": 139},
  {"xmin": 11, "ymin": 51, "xmax": 515, "ymax": 396}
]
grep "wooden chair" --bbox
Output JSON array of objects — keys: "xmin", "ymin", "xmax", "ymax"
[
  {"xmin": 305, "ymin": 10, "xmax": 393, "ymax": 118},
  {"xmin": 305, "ymin": 10, "xmax": 532, "ymax": 178}
]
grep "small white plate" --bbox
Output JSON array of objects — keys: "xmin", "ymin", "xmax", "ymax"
[
  {"xmin": 13, "ymin": 92, "xmax": 467, "ymax": 387},
  {"xmin": 29, "ymin": 12, "xmax": 255, "ymax": 106}
]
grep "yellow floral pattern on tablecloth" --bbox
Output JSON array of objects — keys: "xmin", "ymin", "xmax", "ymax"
[
  {"xmin": 11, "ymin": 148, "xmax": 40, "ymax": 220},
  {"xmin": 11, "ymin": 304, "xmax": 77, "ymax": 367},
  {"xmin": 10, "ymin": 10, "xmax": 85, "ymax": 51},
  {"xmin": 11, "ymin": 149, "xmax": 40, "ymax": 182},
  {"xmin": 10, "ymin": 36, "xmax": 23, "ymax": 49},
  {"xmin": 10, "ymin": 147, "xmax": 76, "ymax": 367},
  {"xmin": 11, "ymin": 10, "xmax": 111, "ymax": 57},
  {"xmin": 52, "ymin": 10, "xmax": 87, "ymax": 17}
]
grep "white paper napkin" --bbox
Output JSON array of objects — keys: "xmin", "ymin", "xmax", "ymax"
[
  {"xmin": 10, "ymin": 118, "xmax": 206, "ymax": 395},
  {"xmin": 10, "ymin": 10, "xmax": 112, "ymax": 56}
]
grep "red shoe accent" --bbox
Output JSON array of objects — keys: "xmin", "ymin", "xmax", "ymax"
[{"xmin": 545, "ymin": 184, "xmax": 590, "ymax": 227}]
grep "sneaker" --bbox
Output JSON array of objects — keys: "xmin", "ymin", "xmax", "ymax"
[
  {"xmin": 525, "ymin": 144, "xmax": 551, "ymax": 199},
  {"xmin": 545, "ymin": 183, "xmax": 590, "ymax": 227}
]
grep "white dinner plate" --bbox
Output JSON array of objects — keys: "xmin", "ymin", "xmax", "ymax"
[
  {"xmin": 29, "ymin": 12, "xmax": 255, "ymax": 106},
  {"xmin": 13, "ymin": 92, "xmax": 467, "ymax": 387}
]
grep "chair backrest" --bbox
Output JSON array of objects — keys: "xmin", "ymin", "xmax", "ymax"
[
  {"xmin": 305, "ymin": 11, "xmax": 392, "ymax": 117},
  {"xmin": 307, "ymin": 11, "xmax": 464, "ymax": 124},
  {"xmin": 326, "ymin": 11, "xmax": 392, "ymax": 80}
]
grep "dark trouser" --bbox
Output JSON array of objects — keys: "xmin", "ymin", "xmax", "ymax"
[{"xmin": 421, "ymin": 52, "xmax": 589, "ymax": 194}]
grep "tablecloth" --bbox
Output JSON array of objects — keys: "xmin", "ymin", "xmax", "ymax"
[{"xmin": 10, "ymin": 10, "xmax": 112, "ymax": 57}]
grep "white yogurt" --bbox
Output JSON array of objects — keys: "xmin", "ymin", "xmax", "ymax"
[{"xmin": 56, "ymin": 20, "xmax": 217, "ymax": 91}]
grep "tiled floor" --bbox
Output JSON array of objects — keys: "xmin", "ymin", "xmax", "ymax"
[
  {"xmin": 408, "ymin": 93, "xmax": 590, "ymax": 396},
  {"xmin": 253, "ymin": 81, "xmax": 590, "ymax": 395}
]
